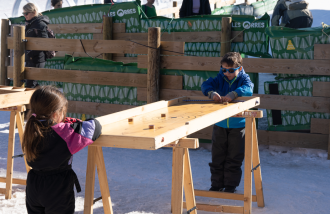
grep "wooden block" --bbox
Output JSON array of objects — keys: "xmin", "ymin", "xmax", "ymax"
[
  {"xmin": 128, "ymin": 118, "xmax": 133, "ymax": 123},
  {"xmin": 8, "ymin": 66, "xmax": 183, "ymax": 90},
  {"xmin": 311, "ymin": 118, "xmax": 329, "ymax": 134},
  {"xmin": 313, "ymin": 81, "xmax": 330, "ymax": 97},
  {"xmin": 314, "ymin": 44, "xmax": 330, "ymax": 60},
  {"xmin": 149, "ymin": 125, "xmax": 155, "ymax": 130},
  {"xmin": 233, "ymin": 110, "xmax": 263, "ymax": 118},
  {"xmin": 194, "ymin": 189, "xmax": 257, "ymax": 202},
  {"xmin": 161, "ymin": 113, "xmax": 166, "ymax": 118}
]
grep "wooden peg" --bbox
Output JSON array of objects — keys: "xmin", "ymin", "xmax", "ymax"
[
  {"xmin": 223, "ymin": 102, "xmax": 228, "ymax": 105},
  {"xmin": 128, "ymin": 118, "xmax": 133, "ymax": 123},
  {"xmin": 149, "ymin": 125, "xmax": 155, "ymax": 129},
  {"xmin": 185, "ymin": 122, "xmax": 189, "ymax": 125},
  {"xmin": 161, "ymin": 113, "xmax": 166, "ymax": 118}
]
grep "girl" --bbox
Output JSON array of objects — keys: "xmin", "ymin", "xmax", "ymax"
[
  {"xmin": 22, "ymin": 86, "xmax": 102, "ymax": 214},
  {"xmin": 23, "ymin": 3, "xmax": 49, "ymax": 88}
]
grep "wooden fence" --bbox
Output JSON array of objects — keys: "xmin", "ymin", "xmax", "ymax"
[{"xmin": 2, "ymin": 17, "xmax": 330, "ymax": 159}]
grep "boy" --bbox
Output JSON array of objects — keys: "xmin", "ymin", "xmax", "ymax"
[{"xmin": 201, "ymin": 52, "xmax": 253, "ymax": 193}]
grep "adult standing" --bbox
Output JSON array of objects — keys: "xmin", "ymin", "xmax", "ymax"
[
  {"xmin": 23, "ymin": 3, "xmax": 49, "ymax": 88},
  {"xmin": 179, "ymin": 0, "xmax": 211, "ymax": 18},
  {"xmin": 271, "ymin": 0, "xmax": 313, "ymax": 28},
  {"xmin": 51, "ymin": 0, "xmax": 63, "ymax": 9}
]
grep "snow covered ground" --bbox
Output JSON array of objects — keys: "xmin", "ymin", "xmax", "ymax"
[{"xmin": 1, "ymin": 0, "xmax": 330, "ymax": 213}]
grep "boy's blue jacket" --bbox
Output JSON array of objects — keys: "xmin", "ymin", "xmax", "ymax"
[{"xmin": 201, "ymin": 67, "xmax": 253, "ymax": 128}]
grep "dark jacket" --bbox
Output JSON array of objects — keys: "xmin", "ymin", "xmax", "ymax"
[
  {"xmin": 27, "ymin": 118, "xmax": 102, "ymax": 171},
  {"xmin": 201, "ymin": 68, "xmax": 253, "ymax": 128},
  {"xmin": 271, "ymin": 0, "xmax": 313, "ymax": 28},
  {"xmin": 25, "ymin": 15, "xmax": 49, "ymax": 63},
  {"xmin": 179, "ymin": 0, "xmax": 211, "ymax": 18}
]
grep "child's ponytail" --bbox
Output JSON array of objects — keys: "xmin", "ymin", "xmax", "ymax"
[{"xmin": 22, "ymin": 86, "xmax": 68, "ymax": 162}]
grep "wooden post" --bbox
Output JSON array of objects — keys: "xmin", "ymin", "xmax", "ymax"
[
  {"xmin": 243, "ymin": 118, "xmax": 253, "ymax": 214},
  {"xmin": 13, "ymin": 26, "xmax": 25, "ymax": 87},
  {"xmin": 103, "ymin": 16, "xmax": 113, "ymax": 61},
  {"xmin": 5, "ymin": 111, "xmax": 16, "ymax": 199},
  {"xmin": 183, "ymin": 148, "xmax": 197, "ymax": 214},
  {"xmin": 1, "ymin": 19, "xmax": 10, "ymax": 85},
  {"xmin": 84, "ymin": 147, "xmax": 97, "ymax": 214},
  {"xmin": 172, "ymin": 147, "xmax": 185, "ymax": 214},
  {"xmin": 147, "ymin": 27, "xmax": 160, "ymax": 104},
  {"xmin": 220, "ymin": 17, "xmax": 232, "ymax": 57}
]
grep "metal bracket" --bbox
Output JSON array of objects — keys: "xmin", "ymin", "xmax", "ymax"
[
  {"xmin": 187, "ymin": 206, "xmax": 197, "ymax": 214},
  {"xmin": 251, "ymin": 163, "xmax": 260, "ymax": 172}
]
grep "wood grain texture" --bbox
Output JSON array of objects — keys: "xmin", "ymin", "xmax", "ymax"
[
  {"xmin": 48, "ymin": 23, "xmax": 125, "ymax": 34},
  {"xmin": 113, "ymin": 56, "xmax": 137, "ymax": 63},
  {"xmin": 0, "ymin": 90, "xmax": 34, "ymax": 108},
  {"xmin": 314, "ymin": 44, "xmax": 330, "ymax": 60},
  {"xmin": 244, "ymin": 118, "xmax": 253, "ymax": 214},
  {"xmin": 7, "ymin": 37, "xmax": 184, "ymax": 55},
  {"xmin": 312, "ymin": 81, "xmax": 330, "ymax": 97},
  {"xmin": 0, "ymin": 177, "xmax": 26, "ymax": 185},
  {"xmin": 5, "ymin": 111, "xmax": 16, "ymax": 199},
  {"xmin": 172, "ymin": 148, "xmax": 184, "ymax": 214},
  {"xmin": 137, "ymin": 55, "xmax": 330, "ymax": 76},
  {"xmin": 83, "ymin": 147, "xmax": 97, "ymax": 214},
  {"xmin": 113, "ymin": 31, "xmax": 243, "ymax": 43},
  {"xmin": 7, "ymin": 66, "xmax": 183, "ymax": 89},
  {"xmin": 183, "ymin": 149, "xmax": 197, "ymax": 214},
  {"xmin": 13, "ymin": 26, "xmax": 25, "ymax": 87},
  {"xmin": 1, "ymin": 19, "xmax": 9, "ymax": 85},
  {"xmin": 103, "ymin": 16, "xmax": 113, "ymax": 61},
  {"xmin": 220, "ymin": 17, "xmax": 232, "ymax": 57},
  {"xmin": 68, "ymin": 101, "xmax": 134, "ymax": 116},
  {"xmin": 311, "ymin": 118, "xmax": 329, "ymax": 134}
]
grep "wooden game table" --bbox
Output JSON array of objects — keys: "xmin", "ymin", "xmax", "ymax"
[{"xmin": 83, "ymin": 96, "xmax": 262, "ymax": 214}]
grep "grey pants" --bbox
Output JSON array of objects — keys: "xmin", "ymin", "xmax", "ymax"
[{"xmin": 209, "ymin": 125, "xmax": 245, "ymax": 188}]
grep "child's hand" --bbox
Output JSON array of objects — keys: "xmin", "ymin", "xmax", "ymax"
[
  {"xmin": 222, "ymin": 95, "xmax": 232, "ymax": 102},
  {"xmin": 211, "ymin": 92, "xmax": 222, "ymax": 103}
]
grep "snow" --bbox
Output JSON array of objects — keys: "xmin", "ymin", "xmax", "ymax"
[{"xmin": 1, "ymin": 0, "xmax": 330, "ymax": 213}]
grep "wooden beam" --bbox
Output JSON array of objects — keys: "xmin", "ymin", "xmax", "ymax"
[
  {"xmin": 68, "ymin": 100, "xmax": 134, "ymax": 116},
  {"xmin": 0, "ymin": 177, "xmax": 26, "ymax": 185},
  {"xmin": 164, "ymin": 138, "xmax": 199, "ymax": 149},
  {"xmin": 48, "ymin": 23, "xmax": 125, "ymax": 34},
  {"xmin": 112, "ymin": 56, "xmax": 137, "ymax": 63},
  {"xmin": 7, "ymin": 66, "xmax": 183, "ymax": 90},
  {"xmin": 183, "ymin": 202, "xmax": 244, "ymax": 213},
  {"xmin": 194, "ymin": 189, "xmax": 257, "ymax": 202},
  {"xmin": 311, "ymin": 118, "xmax": 329, "ymax": 134},
  {"xmin": 103, "ymin": 16, "xmax": 113, "ymax": 61},
  {"xmin": 314, "ymin": 44, "xmax": 330, "ymax": 60},
  {"xmin": 0, "ymin": 90, "xmax": 34, "ymax": 109},
  {"xmin": 220, "ymin": 17, "xmax": 232, "ymax": 57},
  {"xmin": 13, "ymin": 26, "xmax": 25, "ymax": 87},
  {"xmin": 313, "ymin": 81, "xmax": 330, "ymax": 97},
  {"xmin": 7, "ymin": 37, "xmax": 184, "ymax": 55},
  {"xmin": 113, "ymin": 31, "xmax": 243, "ymax": 43},
  {"xmin": 137, "ymin": 55, "xmax": 330, "ymax": 76},
  {"xmin": 1, "ymin": 19, "xmax": 10, "ymax": 85}
]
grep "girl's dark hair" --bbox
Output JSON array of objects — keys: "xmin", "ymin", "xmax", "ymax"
[
  {"xmin": 22, "ymin": 86, "xmax": 68, "ymax": 162},
  {"xmin": 51, "ymin": 0, "xmax": 62, "ymax": 7},
  {"xmin": 221, "ymin": 52, "xmax": 243, "ymax": 67}
]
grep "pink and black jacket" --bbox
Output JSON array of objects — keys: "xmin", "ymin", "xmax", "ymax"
[{"xmin": 27, "ymin": 117, "xmax": 102, "ymax": 192}]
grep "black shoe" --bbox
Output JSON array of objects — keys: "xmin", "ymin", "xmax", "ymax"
[
  {"xmin": 224, "ymin": 186, "xmax": 236, "ymax": 193},
  {"xmin": 209, "ymin": 186, "xmax": 224, "ymax": 191}
]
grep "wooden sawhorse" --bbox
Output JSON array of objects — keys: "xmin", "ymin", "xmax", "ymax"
[
  {"xmin": 0, "ymin": 105, "xmax": 30, "ymax": 199},
  {"xmin": 183, "ymin": 111, "xmax": 265, "ymax": 214}
]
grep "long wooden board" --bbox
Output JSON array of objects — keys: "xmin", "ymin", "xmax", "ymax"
[
  {"xmin": 112, "ymin": 31, "xmax": 243, "ymax": 43},
  {"xmin": 312, "ymin": 81, "xmax": 330, "ymax": 97},
  {"xmin": 7, "ymin": 67, "xmax": 183, "ymax": 90},
  {"xmin": 7, "ymin": 37, "xmax": 184, "ymax": 55},
  {"xmin": 311, "ymin": 118, "xmax": 329, "ymax": 134},
  {"xmin": 189, "ymin": 126, "xmax": 328, "ymax": 150},
  {"xmin": 137, "ymin": 55, "xmax": 330, "ymax": 76},
  {"xmin": 48, "ymin": 23, "xmax": 125, "ymax": 34},
  {"xmin": 0, "ymin": 90, "xmax": 34, "ymax": 108},
  {"xmin": 93, "ymin": 96, "xmax": 259, "ymax": 149},
  {"xmin": 314, "ymin": 44, "xmax": 330, "ymax": 60}
]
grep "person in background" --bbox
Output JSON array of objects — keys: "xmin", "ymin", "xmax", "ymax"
[
  {"xmin": 51, "ymin": 0, "xmax": 63, "ymax": 9},
  {"xmin": 272, "ymin": 0, "xmax": 313, "ymax": 28},
  {"xmin": 179, "ymin": 0, "xmax": 211, "ymax": 18},
  {"xmin": 23, "ymin": 3, "xmax": 49, "ymax": 88},
  {"xmin": 201, "ymin": 52, "xmax": 253, "ymax": 193},
  {"xmin": 141, "ymin": 0, "xmax": 157, "ymax": 18}
]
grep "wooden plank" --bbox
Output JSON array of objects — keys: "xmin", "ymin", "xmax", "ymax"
[
  {"xmin": 48, "ymin": 23, "xmax": 125, "ymax": 34},
  {"xmin": 311, "ymin": 118, "xmax": 329, "ymax": 134},
  {"xmin": 172, "ymin": 147, "xmax": 185, "ymax": 214},
  {"xmin": 0, "ymin": 188, "xmax": 6, "ymax": 194},
  {"xmin": 113, "ymin": 31, "xmax": 243, "ymax": 43},
  {"xmin": 56, "ymin": 51, "xmax": 102, "ymax": 58},
  {"xmin": 220, "ymin": 17, "xmax": 232, "ymax": 57},
  {"xmin": 103, "ymin": 16, "xmax": 113, "ymax": 61},
  {"xmin": 7, "ymin": 66, "xmax": 182, "ymax": 90},
  {"xmin": 1, "ymin": 19, "xmax": 10, "ymax": 85},
  {"xmin": 233, "ymin": 110, "xmax": 263, "ymax": 118},
  {"xmin": 183, "ymin": 148, "xmax": 197, "ymax": 214},
  {"xmin": 183, "ymin": 202, "xmax": 244, "ymax": 213},
  {"xmin": 84, "ymin": 147, "xmax": 97, "ymax": 214},
  {"xmin": 194, "ymin": 189, "xmax": 257, "ymax": 202},
  {"xmin": 91, "ymin": 135, "xmax": 157, "ymax": 150},
  {"xmin": 164, "ymin": 138, "xmax": 199, "ymax": 149},
  {"xmin": 5, "ymin": 111, "xmax": 16, "ymax": 199},
  {"xmin": 244, "ymin": 118, "xmax": 253, "ymax": 214},
  {"xmin": 314, "ymin": 44, "xmax": 330, "ymax": 60},
  {"xmin": 68, "ymin": 101, "xmax": 134, "ymax": 116},
  {"xmin": 0, "ymin": 90, "xmax": 34, "ymax": 109},
  {"xmin": 0, "ymin": 177, "xmax": 26, "ymax": 185},
  {"xmin": 137, "ymin": 55, "xmax": 330, "ymax": 76},
  {"xmin": 112, "ymin": 56, "xmax": 137, "ymax": 63},
  {"xmin": 13, "ymin": 26, "xmax": 25, "ymax": 87},
  {"xmin": 7, "ymin": 37, "xmax": 184, "ymax": 55},
  {"xmin": 252, "ymin": 118, "xmax": 265, "ymax": 208},
  {"xmin": 95, "ymin": 147, "xmax": 113, "ymax": 214},
  {"xmin": 312, "ymin": 81, "xmax": 330, "ymax": 97}
]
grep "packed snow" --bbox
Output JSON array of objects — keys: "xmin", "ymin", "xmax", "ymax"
[{"xmin": 1, "ymin": 0, "xmax": 330, "ymax": 213}]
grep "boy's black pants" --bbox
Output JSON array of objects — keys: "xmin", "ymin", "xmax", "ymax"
[
  {"xmin": 26, "ymin": 169, "xmax": 76, "ymax": 214},
  {"xmin": 209, "ymin": 125, "xmax": 245, "ymax": 188}
]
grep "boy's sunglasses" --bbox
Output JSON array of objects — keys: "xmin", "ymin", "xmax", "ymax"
[
  {"xmin": 22, "ymin": 12, "xmax": 30, "ymax": 16},
  {"xmin": 220, "ymin": 66, "xmax": 241, "ymax": 73}
]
